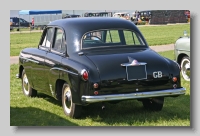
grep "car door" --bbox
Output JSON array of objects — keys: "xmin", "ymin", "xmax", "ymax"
[
  {"xmin": 44, "ymin": 27, "xmax": 67, "ymax": 97},
  {"xmin": 31, "ymin": 27, "xmax": 54, "ymax": 91}
]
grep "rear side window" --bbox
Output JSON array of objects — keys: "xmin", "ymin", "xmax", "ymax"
[
  {"xmin": 82, "ymin": 29, "xmax": 145, "ymax": 49},
  {"xmin": 40, "ymin": 27, "xmax": 54, "ymax": 48},
  {"xmin": 52, "ymin": 28, "xmax": 66, "ymax": 54}
]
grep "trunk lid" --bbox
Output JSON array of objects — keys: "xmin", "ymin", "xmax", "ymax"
[{"xmin": 85, "ymin": 48, "xmax": 172, "ymax": 94}]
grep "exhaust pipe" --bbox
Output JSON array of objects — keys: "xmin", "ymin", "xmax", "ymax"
[{"xmin": 102, "ymin": 102, "xmax": 105, "ymax": 110}]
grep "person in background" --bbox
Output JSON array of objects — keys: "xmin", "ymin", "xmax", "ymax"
[
  {"xmin": 31, "ymin": 17, "xmax": 34, "ymax": 29},
  {"xmin": 136, "ymin": 11, "xmax": 140, "ymax": 21},
  {"xmin": 135, "ymin": 11, "xmax": 140, "ymax": 25}
]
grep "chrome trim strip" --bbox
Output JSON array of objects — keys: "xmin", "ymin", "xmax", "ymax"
[
  {"xmin": 19, "ymin": 56, "xmax": 39, "ymax": 64},
  {"xmin": 175, "ymin": 49, "xmax": 190, "ymax": 52},
  {"xmin": 81, "ymin": 88, "xmax": 186, "ymax": 103},
  {"xmin": 50, "ymin": 67, "xmax": 78, "ymax": 76},
  {"xmin": 121, "ymin": 62, "xmax": 147, "ymax": 66}
]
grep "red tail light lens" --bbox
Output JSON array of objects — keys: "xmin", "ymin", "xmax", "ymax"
[
  {"xmin": 172, "ymin": 77, "xmax": 177, "ymax": 82},
  {"xmin": 94, "ymin": 91, "xmax": 98, "ymax": 95},
  {"xmin": 81, "ymin": 69, "xmax": 88, "ymax": 81}
]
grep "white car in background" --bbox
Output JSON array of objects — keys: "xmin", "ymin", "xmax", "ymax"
[
  {"xmin": 113, "ymin": 12, "xmax": 131, "ymax": 21},
  {"xmin": 174, "ymin": 31, "xmax": 190, "ymax": 81}
]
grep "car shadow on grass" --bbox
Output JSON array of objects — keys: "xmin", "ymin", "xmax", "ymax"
[
  {"xmin": 37, "ymin": 93, "xmax": 62, "ymax": 107},
  {"xmin": 80, "ymin": 95, "xmax": 190, "ymax": 126},
  {"xmin": 10, "ymin": 106, "xmax": 78, "ymax": 126},
  {"xmin": 32, "ymin": 92, "xmax": 190, "ymax": 126}
]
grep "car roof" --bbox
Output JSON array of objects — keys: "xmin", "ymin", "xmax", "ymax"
[
  {"xmin": 48, "ymin": 17, "xmax": 144, "ymax": 52},
  {"xmin": 48, "ymin": 17, "xmax": 138, "ymax": 32}
]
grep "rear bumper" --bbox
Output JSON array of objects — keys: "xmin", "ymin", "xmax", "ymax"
[{"xmin": 81, "ymin": 87, "xmax": 186, "ymax": 103}]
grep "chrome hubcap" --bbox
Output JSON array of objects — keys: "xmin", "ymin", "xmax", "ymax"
[
  {"xmin": 64, "ymin": 88, "xmax": 72, "ymax": 113},
  {"xmin": 181, "ymin": 59, "xmax": 190, "ymax": 81},
  {"xmin": 23, "ymin": 74, "xmax": 29, "ymax": 95}
]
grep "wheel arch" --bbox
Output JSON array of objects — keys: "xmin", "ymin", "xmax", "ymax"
[
  {"xmin": 177, "ymin": 53, "xmax": 189, "ymax": 65},
  {"xmin": 55, "ymin": 79, "xmax": 66, "ymax": 101},
  {"xmin": 19, "ymin": 65, "xmax": 24, "ymax": 78},
  {"xmin": 55, "ymin": 76, "xmax": 83, "ymax": 105}
]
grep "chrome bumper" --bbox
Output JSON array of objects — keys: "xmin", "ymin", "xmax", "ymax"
[{"xmin": 81, "ymin": 88, "xmax": 186, "ymax": 103}]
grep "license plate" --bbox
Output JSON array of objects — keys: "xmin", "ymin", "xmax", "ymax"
[{"xmin": 126, "ymin": 65, "xmax": 147, "ymax": 81}]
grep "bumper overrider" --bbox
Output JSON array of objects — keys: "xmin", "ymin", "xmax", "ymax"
[{"xmin": 81, "ymin": 88, "xmax": 186, "ymax": 103}]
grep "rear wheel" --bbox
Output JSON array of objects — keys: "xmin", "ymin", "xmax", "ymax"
[
  {"xmin": 180, "ymin": 56, "xmax": 190, "ymax": 81},
  {"xmin": 21, "ymin": 69, "xmax": 37, "ymax": 97},
  {"xmin": 62, "ymin": 83, "xmax": 82, "ymax": 118},
  {"xmin": 142, "ymin": 97, "xmax": 164, "ymax": 111}
]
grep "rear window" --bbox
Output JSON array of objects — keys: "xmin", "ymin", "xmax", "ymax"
[{"xmin": 82, "ymin": 29, "xmax": 145, "ymax": 49}]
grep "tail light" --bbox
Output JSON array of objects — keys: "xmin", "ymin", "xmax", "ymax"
[
  {"xmin": 81, "ymin": 69, "xmax": 88, "ymax": 81},
  {"xmin": 94, "ymin": 91, "xmax": 98, "ymax": 95},
  {"xmin": 172, "ymin": 77, "xmax": 177, "ymax": 82}
]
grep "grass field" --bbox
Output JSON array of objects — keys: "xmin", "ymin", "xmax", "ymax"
[
  {"xmin": 138, "ymin": 24, "xmax": 190, "ymax": 46},
  {"xmin": 10, "ymin": 50, "xmax": 190, "ymax": 126},
  {"xmin": 10, "ymin": 24, "xmax": 190, "ymax": 56}
]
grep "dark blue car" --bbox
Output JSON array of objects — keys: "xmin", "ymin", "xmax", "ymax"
[{"xmin": 16, "ymin": 17, "xmax": 186, "ymax": 118}]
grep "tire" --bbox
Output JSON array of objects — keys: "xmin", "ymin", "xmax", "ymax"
[
  {"xmin": 180, "ymin": 56, "xmax": 190, "ymax": 81},
  {"xmin": 142, "ymin": 97, "xmax": 164, "ymax": 111},
  {"xmin": 62, "ymin": 83, "xmax": 82, "ymax": 118},
  {"xmin": 21, "ymin": 70, "xmax": 37, "ymax": 97}
]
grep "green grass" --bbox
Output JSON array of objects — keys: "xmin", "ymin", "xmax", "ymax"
[
  {"xmin": 138, "ymin": 24, "xmax": 190, "ymax": 46},
  {"xmin": 10, "ymin": 50, "xmax": 190, "ymax": 126},
  {"xmin": 10, "ymin": 27, "xmax": 31, "ymax": 32},
  {"xmin": 10, "ymin": 32, "xmax": 42, "ymax": 56},
  {"xmin": 158, "ymin": 50, "xmax": 175, "ymax": 60},
  {"xmin": 10, "ymin": 27, "xmax": 41, "ymax": 32},
  {"xmin": 10, "ymin": 24, "xmax": 190, "ymax": 56}
]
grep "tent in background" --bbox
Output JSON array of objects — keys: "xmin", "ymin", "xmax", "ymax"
[{"xmin": 19, "ymin": 10, "xmax": 62, "ymax": 15}]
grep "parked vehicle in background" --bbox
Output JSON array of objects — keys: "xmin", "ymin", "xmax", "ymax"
[
  {"xmin": 10, "ymin": 21, "xmax": 13, "ymax": 31},
  {"xmin": 18, "ymin": 10, "xmax": 63, "ymax": 30},
  {"xmin": 63, "ymin": 14, "xmax": 81, "ymax": 18},
  {"xmin": 138, "ymin": 10, "xmax": 151, "ymax": 24},
  {"xmin": 10, "ymin": 17, "xmax": 31, "ymax": 27},
  {"xmin": 113, "ymin": 12, "xmax": 131, "ymax": 21},
  {"xmin": 174, "ymin": 30, "xmax": 190, "ymax": 81},
  {"xmin": 16, "ymin": 17, "xmax": 186, "ymax": 119},
  {"xmin": 84, "ymin": 12, "xmax": 113, "ymax": 17},
  {"xmin": 184, "ymin": 10, "xmax": 190, "ymax": 22}
]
